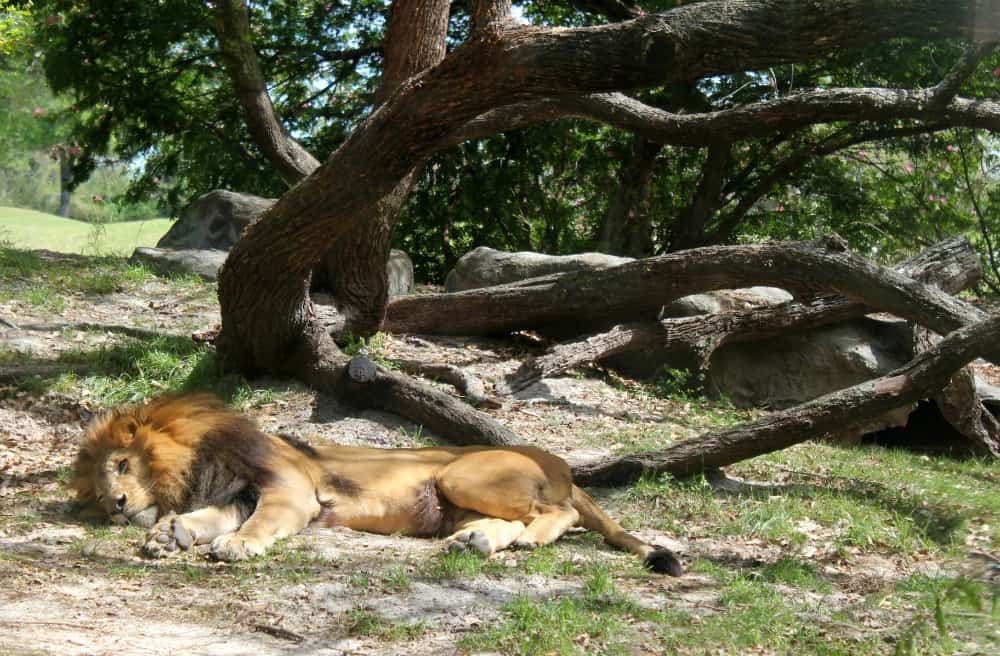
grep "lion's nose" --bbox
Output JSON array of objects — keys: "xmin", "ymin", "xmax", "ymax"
[{"xmin": 115, "ymin": 494, "xmax": 127, "ymax": 511}]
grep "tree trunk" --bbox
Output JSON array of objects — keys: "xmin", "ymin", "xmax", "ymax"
[
  {"xmin": 315, "ymin": 0, "xmax": 451, "ymax": 337},
  {"xmin": 499, "ymin": 237, "xmax": 980, "ymax": 394},
  {"xmin": 596, "ymin": 137, "xmax": 661, "ymax": 256},
  {"xmin": 668, "ymin": 140, "xmax": 732, "ymax": 251},
  {"xmin": 571, "ymin": 313, "xmax": 1000, "ymax": 486}
]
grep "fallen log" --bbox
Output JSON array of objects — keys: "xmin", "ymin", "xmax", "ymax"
[
  {"xmin": 385, "ymin": 236, "xmax": 985, "ymax": 338},
  {"xmin": 571, "ymin": 313, "xmax": 1000, "ymax": 486},
  {"xmin": 500, "ymin": 237, "xmax": 980, "ymax": 395}
]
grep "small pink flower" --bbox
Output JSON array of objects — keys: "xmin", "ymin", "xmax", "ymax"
[
  {"xmin": 939, "ymin": 197, "xmax": 947, "ymax": 205},
  {"xmin": 68, "ymin": 145, "xmax": 81, "ymax": 157},
  {"xmin": 857, "ymin": 150, "xmax": 868, "ymax": 160},
  {"xmin": 995, "ymin": 67, "xmax": 1000, "ymax": 77},
  {"xmin": 151, "ymin": 176, "xmax": 160, "ymax": 186},
  {"xmin": 946, "ymin": 145, "xmax": 956, "ymax": 153},
  {"xmin": 904, "ymin": 163, "xmax": 914, "ymax": 173},
  {"xmin": 92, "ymin": 195, "xmax": 104, "ymax": 204},
  {"xmin": 777, "ymin": 205, "xmax": 785, "ymax": 213},
  {"xmin": 45, "ymin": 15, "xmax": 61, "ymax": 25},
  {"xmin": 33, "ymin": 107, "xmax": 45, "ymax": 117}
]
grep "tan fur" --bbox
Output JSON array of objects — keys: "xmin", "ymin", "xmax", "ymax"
[{"xmin": 73, "ymin": 394, "xmax": 682, "ymax": 573}]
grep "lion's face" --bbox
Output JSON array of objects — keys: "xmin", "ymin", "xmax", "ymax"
[{"xmin": 89, "ymin": 447, "xmax": 159, "ymax": 527}]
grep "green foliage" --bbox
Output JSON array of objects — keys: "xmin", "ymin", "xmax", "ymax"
[{"xmin": 343, "ymin": 608, "xmax": 428, "ymax": 642}]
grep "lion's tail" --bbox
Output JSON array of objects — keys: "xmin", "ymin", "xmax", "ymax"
[{"xmin": 571, "ymin": 485, "xmax": 682, "ymax": 576}]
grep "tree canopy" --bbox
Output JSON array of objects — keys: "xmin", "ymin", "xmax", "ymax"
[{"xmin": 19, "ymin": 0, "xmax": 1000, "ymax": 285}]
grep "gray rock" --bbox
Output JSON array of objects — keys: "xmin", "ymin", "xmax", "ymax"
[
  {"xmin": 444, "ymin": 246, "xmax": 633, "ymax": 292},
  {"xmin": 708, "ymin": 317, "xmax": 914, "ymax": 408},
  {"xmin": 387, "ymin": 249, "xmax": 414, "ymax": 297},
  {"xmin": 662, "ymin": 287, "xmax": 793, "ymax": 318},
  {"xmin": 157, "ymin": 189, "xmax": 274, "ymax": 250},
  {"xmin": 129, "ymin": 247, "xmax": 228, "ymax": 281}
]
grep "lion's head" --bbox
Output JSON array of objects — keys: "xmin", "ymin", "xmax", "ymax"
[{"xmin": 73, "ymin": 394, "xmax": 240, "ymax": 527}]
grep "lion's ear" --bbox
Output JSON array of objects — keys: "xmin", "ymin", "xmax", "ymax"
[{"xmin": 118, "ymin": 416, "xmax": 141, "ymax": 446}]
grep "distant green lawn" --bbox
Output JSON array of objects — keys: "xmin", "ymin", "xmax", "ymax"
[{"xmin": 0, "ymin": 206, "xmax": 172, "ymax": 255}]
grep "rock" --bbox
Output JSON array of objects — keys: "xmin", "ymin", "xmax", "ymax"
[
  {"xmin": 662, "ymin": 286, "xmax": 793, "ymax": 318},
  {"xmin": 129, "ymin": 247, "xmax": 228, "ymax": 281},
  {"xmin": 156, "ymin": 190, "xmax": 274, "ymax": 250},
  {"xmin": 387, "ymin": 249, "xmax": 414, "ymax": 297},
  {"xmin": 444, "ymin": 246, "xmax": 633, "ymax": 292},
  {"xmin": 708, "ymin": 317, "xmax": 914, "ymax": 408},
  {"xmin": 155, "ymin": 189, "xmax": 416, "ymax": 295}
]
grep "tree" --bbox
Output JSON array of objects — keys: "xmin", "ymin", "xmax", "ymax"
[{"xmin": 27, "ymin": 0, "xmax": 1000, "ymax": 461}]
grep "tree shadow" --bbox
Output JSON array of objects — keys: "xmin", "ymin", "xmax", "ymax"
[{"xmin": 707, "ymin": 470, "xmax": 966, "ymax": 547}]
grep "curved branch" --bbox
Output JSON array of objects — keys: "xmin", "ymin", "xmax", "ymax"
[
  {"xmin": 213, "ymin": 0, "xmax": 320, "ymax": 184},
  {"xmin": 450, "ymin": 87, "xmax": 1000, "ymax": 149}
]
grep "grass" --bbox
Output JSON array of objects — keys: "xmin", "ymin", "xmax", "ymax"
[
  {"xmin": 343, "ymin": 608, "xmax": 428, "ymax": 642},
  {"xmin": 0, "ymin": 206, "xmax": 171, "ymax": 255}
]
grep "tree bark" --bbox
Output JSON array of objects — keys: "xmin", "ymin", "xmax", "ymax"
[
  {"xmin": 499, "ymin": 237, "xmax": 981, "ymax": 394},
  {"xmin": 571, "ymin": 313, "xmax": 1000, "ymax": 486}
]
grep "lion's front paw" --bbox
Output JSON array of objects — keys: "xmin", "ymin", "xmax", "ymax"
[
  {"xmin": 210, "ymin": 533, "xmax": 266, "ymax": 561},
  {"xmin": 143, "ymin": 513, "xmax": 196, "ymax": 558}
]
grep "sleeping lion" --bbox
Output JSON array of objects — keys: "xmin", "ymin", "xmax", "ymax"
[{"xmin": 73, "ymin": 393, "xmax": 682, "ymax": 575}]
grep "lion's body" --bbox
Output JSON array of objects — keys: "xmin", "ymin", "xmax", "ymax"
[{"xmin": 73, "ymin": 394, "xmax": 681, "ymax": 574}]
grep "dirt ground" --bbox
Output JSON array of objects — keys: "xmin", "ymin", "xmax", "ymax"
[{"xmin": 1, "ymin": 265, "xmax": 997, "ymax": 655}]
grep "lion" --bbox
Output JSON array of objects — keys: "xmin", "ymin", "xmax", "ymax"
[{"xmin": 72, "ymin": 393, "xmax": 682, "ymax": 574}]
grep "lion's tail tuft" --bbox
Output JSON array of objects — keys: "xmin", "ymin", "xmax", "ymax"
[{"xmin": 571, "ymin": 485, "xmax": 682, "ymax": 576}]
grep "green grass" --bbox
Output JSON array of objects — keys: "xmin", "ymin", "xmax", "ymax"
[
  {"xmin": 343, "ymin": 608, "xmax": 428, "ymax": 642},
  {"xmin": 0, "ymin": 206, "xmax": 171, "ymax": 255}
]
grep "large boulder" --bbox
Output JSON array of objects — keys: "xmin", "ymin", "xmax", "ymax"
[
  {"xmin": 444, "ymin": 246, "xmax": 633, "ymax": 292},
  {"xmin": 130, "ymin": 247, "xmax": 228, "ymax": 281},
  {"xmin": 157, "ymin": 190, "xmax": 274, "ymax": 250},
  {"xmin": 707, "ymin": 317, "xmax": 914, "ymax": 408},
  {"xmin": 153, "ymin": 189, "xmax": 415, "ymax": 295}
]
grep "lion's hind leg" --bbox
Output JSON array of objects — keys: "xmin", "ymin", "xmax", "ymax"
[
  {"xmin": 143, "ymin": 504, "xmax": 245, "ymax": 558},
  {"xmin": 436, "ymin": 448, "xmax": 579, "ymax": 556}
]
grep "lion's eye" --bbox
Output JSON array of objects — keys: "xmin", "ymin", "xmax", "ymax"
[{"xmin": 117, "ymin": 459, "xmax": 129, "ymax": 475}]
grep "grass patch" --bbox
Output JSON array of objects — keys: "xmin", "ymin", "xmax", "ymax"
[
  {"xmin": 0, "ymin": 207, "xmax": 171, "ymax": 255},
  {"xmin": 421, "ymin": 548, "xmax": 506, "ymax": 579},
  {"xmin": 343, "ymin": 607, "xmax": 428, "ymax": 642},
  {"xmin": 9, "ymin": 333, "xmax": 267, "ymax": 407},
  {"xmin": 461, "ymin": 567, "xmax": 642, "ymax": 656}
]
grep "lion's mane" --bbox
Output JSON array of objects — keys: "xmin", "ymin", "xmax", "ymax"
[{"xmin": 73, "ymin": 394, "xmax": 275, "ymax": 513}]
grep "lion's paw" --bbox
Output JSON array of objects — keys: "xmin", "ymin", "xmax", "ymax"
[
  {"xmin": 210, "ymin": 533, "xmax": 266, "ymax": 561},
  {"xmin": 445, "ymin": 530, "xmax": 494, "ymax": 556},
  {"xmin": 143, "ymin": 513, "xmax": 195, "ymax": 558},
  {"xmin": 512, "ymin": 537, "xmax": 539, "ymax": 550}
]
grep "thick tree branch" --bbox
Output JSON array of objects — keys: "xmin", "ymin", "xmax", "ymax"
[
  {"xmin": 471, "ymin": 0, "xmax": 513, "ymax": 37},
  {"xmin": 572, "ymin": 313, "xmax": 1000, "ymax": 485}
]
